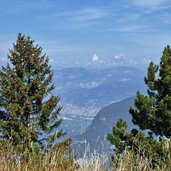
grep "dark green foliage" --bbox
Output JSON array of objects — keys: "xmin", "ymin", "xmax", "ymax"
[
  {"xmin": 108, "ymin": 46, "xmax": 171, "ymax": 169},
  {"xmin": 130, "ymin": 46, "xmax": 171, "ymax": 138},
  {"xmin": 107, "ymin": 119, "xmax": 164, "ymax": 166},
  {"xmin": 0, "ymin": 33, "xmax": 68, "ymax": 155},
  {"xmin": 107, "ymin": 119, "xmax": 129, "ymax": 155}
]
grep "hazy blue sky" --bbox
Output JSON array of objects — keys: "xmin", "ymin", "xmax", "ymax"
[{"xmin": 0, "ymin": 0, "xmax": 171, "ymax": 69}]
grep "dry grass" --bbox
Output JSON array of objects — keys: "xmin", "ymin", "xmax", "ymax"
[
  {"xmin": 0, "ymin": 140, "xmax": 76, "ymax": 171},
  {"xmin": 76, "ymin": 150, "xmax": 109, "ymax": 171},
  {"xmin": 112, "ymin": 139, "xmax": 171, "ymax": 171},
  {"xmin": 0, "ymin": 139, "xmax": 170, "ymax": 171}
]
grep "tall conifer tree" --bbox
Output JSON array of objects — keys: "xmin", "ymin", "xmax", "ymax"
[
  {"xmin": 0, "ymin": 33, "xmax": 67, "ymax": 153},
  {"xmin": 130, "ymin": 46, "xmax": 171, "ymax": 138},
  {"xmin": 108, "ymin": 46, "xmax": 171, "ymax": 168}
]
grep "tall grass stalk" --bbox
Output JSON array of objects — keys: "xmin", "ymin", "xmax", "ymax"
[
  {"xmin": 0, "ymin": 140, "xmax": 76, "ymax": 171},
  {"xmin": 0, "ymin": 139, "xmax": 170, "ymax": 171}
]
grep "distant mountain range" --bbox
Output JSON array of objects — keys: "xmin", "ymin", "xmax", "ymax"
[
  {"xmin": 53, "ymin": 66, "xmax": 146, "ymax": 116},
  {"xmin": 72, "ymin": 97, "xmax": 138, "ymax": 157}
]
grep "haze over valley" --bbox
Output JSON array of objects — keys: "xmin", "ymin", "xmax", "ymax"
[{"xmin": 53, "ymin": 65, "xmax": 146, "ymax": 154}]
